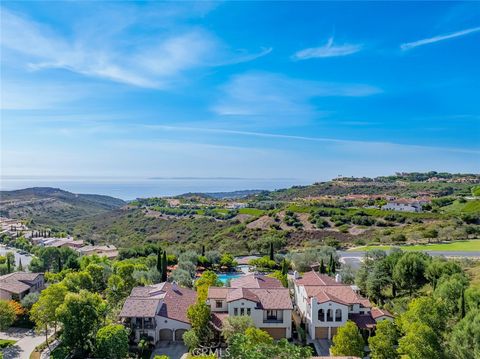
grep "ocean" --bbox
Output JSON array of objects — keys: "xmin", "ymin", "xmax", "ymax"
[{"xmin": 0, "ymin": 177, "xmax": 311, "ymax": 201}]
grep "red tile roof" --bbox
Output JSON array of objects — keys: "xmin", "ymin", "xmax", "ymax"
[
  {"xmin": 306, "ymin": 285, "xmax": 371, "ymax": 307},
  {"xmin": 294, "ymin": 271, "xmax": 342, "ymax": 286},
  {"xmin": 371, "ymin": 307, "xmax": 393, "ymax": 319},
  {"xmin": 119, "ymin": 282, "xmax": 197, "ymax": 323},
  {"xmin": 211, "ymin": 312, "xmax": 229, "ymax": 330},
  {"xmin": 348, "ymin": 314, "xmax": 376, "ymax": 329},
  {"xmin": 230, "ymin": 274, "xmax": 283, "ymax": 289},
  {"xmin": 209, "ymin": 286, "xmax": 292, "ymax": 310},
  {"xmin": 0, "ymin": 272, "xmax": 43, "ymax": 294}
]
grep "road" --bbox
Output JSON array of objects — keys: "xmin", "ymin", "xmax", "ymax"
[{"xmin": 0, "ymin": 328, "xmax": 47, "ymax": 359}]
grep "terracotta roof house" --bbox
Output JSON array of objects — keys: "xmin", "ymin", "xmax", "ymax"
[
  {"xmin": 119, "ymin": 282, "xmax": 197, "ymax": 343},
  {"xmin": 0, "ymin": 272, "xmax": 45, "ymax": 300},
  {"xmin": 207, "ymin": 274, "xmax": 293, "ymax": 339},
  {"xmin": 293, "ymin": 271, "xmax": 393, "ymax": 340}
]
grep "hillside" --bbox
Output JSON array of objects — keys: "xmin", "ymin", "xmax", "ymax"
[{"xmin": 0, "ymin": 187, "xmax": 126, "ymax": 226}]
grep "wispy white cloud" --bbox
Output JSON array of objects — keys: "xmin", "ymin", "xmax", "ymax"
[
  {"xmin": 293, "ymin": 37, "xmax": 362, "ymax": 60},
  {"xmin": 401, "ymin": 26, "xmax": 480, "ymax": 50},
  {"xmin": 211, "ymin": 72, "xmax": 380, "ymax": 121},
  {"xmin": 0, "ymin": 7, "xmax": 271, "ymax": 88},
  {"xmin": 144, "ymin": 124, "xmax": 480, "ymax": 155}
]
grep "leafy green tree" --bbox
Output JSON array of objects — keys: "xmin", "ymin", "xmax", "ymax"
[
  {"xmin": 268, "ymin": 270, "xmax": 288, "ymax": 287},
  {"xmin": 30, "ymin": 282, "xmax": 68, "ymax": 345},
  {"xmin": 434, "ymin": 273, "xmax": 469, "ymax": 317},
  {"xmin": 57, "ymin": 290, "xmax": 105, "ymax": 355},
  {"xmin": 393, "ymin": 252, "xmax": 428, "ymax": 295},
  {"xmin": 448, "ymin": 309, "xmax": 480, "ymax": 359},
  {"xmin": 61, "ymin": 271, "xmax": 94, "ymax": 292},
  {"xmin": 187, "ymin": 302, "xmax": 212, "ymax": 344},
  {"xmin": 366, "ymin": 260, "xmax": 391, "ymax": 304},
  {"xmin": 183, "ymin": 329, "xmax": 200, "ymax": 350},
  {"xmin": 170, "ymin": 268, "xmax": 193, "ymax": 288},
  {"xmin": 368, "ymin": 320, "xmax": 399, "ymax": 359},
  {"xmin": 219, "ymin": 253, "xmax": 237, "ymax": 270},
  {"xmin": 95, "ymin": 324, "xmax": 129, "ymax": 359},
  {"xmin": 465, "ymin": 286, "xmax": 480, "ymax": 312},
  {"xmin": 425, "ymin": 258, "xmax": 462, "ymax": 290},
  {"xmin": 398, "ymin": 297, "xmax": 447, "ymax": 334},
  {"xmin": 20, "ymin": 292, "xmax": 39, "ymax": 310},
  {"xmin": 330, "ymin": 321, "xmax": 364, "ymax": 357},
  {"xmin": 106, "ymin": 274, "xmax": 128, "ymax": 305},
  {"xmin": 195, "ymin": 270, "xmax": 222, "ymax": 302},
  {"xmin": 397, "ymin": 322, "xmax": 444, "ymax": 359},
  {"xmin": 0, "ymin": 300, "xmax": 16, "ymax": 331},
  {"xmin": 221, "ymin": 316, "xmax": 254, "ymax": 342},
  {"xmin": 86, "ymin": 263, "xmax": 109, "ymax": 292}
]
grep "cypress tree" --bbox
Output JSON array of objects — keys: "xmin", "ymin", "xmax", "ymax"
[
  {"xmin": 201, "ymin": 245, "xmax": 205, "ymax": 257},
  {"xmin": 6, "ymin": 254, "xmax": 11, "ymax": 274},
  {"xmin": 161, "ymin": 251, "xmax": 168, "ymax": 282},
  {"xmin": 319, "ymin": 259, "xmax": 326, "ymax": 274},
  {"xmin": 57, "ymin": 256, "xmax": 62, "ymax": 272},
  {"xmin": 156, "ymin": 247, "xmax": 162, "ymax": 273},
  {"xmin": 18, "ymin": 258, "xmax": 23, "ymax": 271},
  {"xmin": 329, "ymin": 254, "xmax": 336, "ymax": 274},
  {"xmin": 269, "ymin": 242, "xmax": 274, "ymax": 261},
  {"xmin": 461, "ymin": 288, "xmax": 466, "ymax": 319},
  {"xmin": 281, "ymin": 259, "xmax": 288, "ymax": 275}
]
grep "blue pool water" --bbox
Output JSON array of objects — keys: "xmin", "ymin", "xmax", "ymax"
[{"xmin": 217, "ymin": 273, "xmax": 244, "ymax": 283}]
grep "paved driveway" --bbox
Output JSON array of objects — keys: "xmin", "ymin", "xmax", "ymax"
[
  {"xmin": 1, "ymin": 328, "xmax": 47, "ymax": 359},
  {"xmin": 151, "ymin": 342, "xmax": 187, "ymax": 359}
]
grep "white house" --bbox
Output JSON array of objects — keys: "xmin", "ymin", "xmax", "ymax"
[
  {"xmin": 119, "ymin": 282, "xmax": 197, "ymax": 343},
  {"xmin": 381, "ymin": 199, "xmax": 423, "ymax": 213},
  {"xmin": 293, "ymin": 271, "xmax": 392, "ymax": 340},
  {"xmin": 207, "ymin": 274, "xmax": 293, "ymax": 339}
]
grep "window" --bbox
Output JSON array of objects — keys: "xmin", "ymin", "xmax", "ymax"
[
  {"xmin": 246, "ymin": 308, "xmax": 251, "ymax": 315},
  {"xmin": 335, "ymin": 309, "xmax": 342, "ymax": 321},
  {"xmin": 266, "ymin": 310, "xmax": 278, "ymax": 320},
  {"xmin": 327, "ymin": 309, "xmax": 333, "ymax": 322},
  {"xmin": 215, "ymin": 300, "xmax": 223, "ymax": 308},
  {"xmin": 234, "ymin": 308, "xmax": 238, "ymax": 316},
  {"xmin": 240, "ymin": 308, "xmax": 245, "ymax": 315},
  {"xmin": 318, "ymin": 309, "xmax": 325, "ymax": 321}
]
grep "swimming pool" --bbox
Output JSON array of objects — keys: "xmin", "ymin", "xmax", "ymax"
[{"xmin": 217, "ymin": 273, "xmax": 244, "ymax": 284}]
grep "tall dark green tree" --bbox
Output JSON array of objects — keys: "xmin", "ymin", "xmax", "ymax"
[
  {"xmin": 269, "ymin": 242, "xmax": 274, "ymax": 261},
  {"xmin": 319, "ymin": 259, "xmax": 326, "ymax": 274},
  {"xmin": 281, "ymin": 259, "xmax": 288, "ymax": 276},
  {"xmin": 161, "ymin": 251, "xmax": 168, "ymax": 282},
  {"xmin": 156, "ymin": 247, "xmax": 162, "ymax": 273},
  {"xmin": 201, "ymin": 245, "xmax": 205, "ymax": 257}
]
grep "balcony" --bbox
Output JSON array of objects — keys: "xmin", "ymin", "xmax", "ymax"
[{"xmin": 263, "ymin": 317, "xmax": 283, "ymax": 323}]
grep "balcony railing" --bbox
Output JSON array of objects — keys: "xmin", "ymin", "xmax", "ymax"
[{"xmin": 263, "ymin": 318, "xmax": 283, "ymax": 323}]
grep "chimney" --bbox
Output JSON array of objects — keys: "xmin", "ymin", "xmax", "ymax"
[{"xmin": 335, "ymin": 274, "xmax": 342, "ymax": 283}]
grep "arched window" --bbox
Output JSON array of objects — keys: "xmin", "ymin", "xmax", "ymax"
[
  {"xmin": 335, "ymin": 309, "xmax": 342, "ymax": 321},
  {"xmin": 327, "ymin": 309, "xmax": 333, "ymax": 322},
  {"xmin": 318, "ymin": 309, "xmax": 325, "ymax": 321}
]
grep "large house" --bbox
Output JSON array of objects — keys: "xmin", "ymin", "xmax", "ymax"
[
  {"xmin": 381, "ymin": 199, "xmax": 424, "ymax": 213},
  {"xmin": 0, "ymin": 272, "xmax": 45, "ymax": 300},
  {"xmin": 119, "ymin": 282, "xmax": 197, "ymax": 343},
  {"xmin": 293, "ymin": 271, "xmax": 392, "ymax": 340},
  {"xmin": 207, "ymin": 274, "xmax": 293, "ymax": 339}
]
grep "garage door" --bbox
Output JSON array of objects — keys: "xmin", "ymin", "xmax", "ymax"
[
  {"xmin": 159, "ymin": 328, "xmax": 173, "ymax": 341},
  {"xmin": 175, "ymin": 329, "xmax": 188, "ymax": 341},
  {"xmin": 260, "ymin": 327, "xmax": 286, "ymax": 340},
  {"xmin": 330, "ymin": 327, "xmax": 338, "ymax": 339},
  {"xmin": 315, "ymin": 327, "xmax": 328, "ymax": 339}
]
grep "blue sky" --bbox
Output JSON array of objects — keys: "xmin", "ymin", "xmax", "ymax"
[{"xmin": 1, "ymin": 1, "xmax": 479, "ymax": 182}]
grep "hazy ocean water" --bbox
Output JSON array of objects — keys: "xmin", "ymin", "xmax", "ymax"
[{"xmin": 0, "ymin": 177, "xmax": 311, "ymax": 201}]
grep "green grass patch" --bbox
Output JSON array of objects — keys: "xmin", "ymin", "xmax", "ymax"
[
  {"xmin": 443, "ymin": 199, "xmax": 480, "ymax": 214},
  {"xmin": 238, "ymin": 208, "xmax": 265, "ymax": 216},
  {"xmin": 0, "ymin": 339, "xmax": 16, "ymax": 348},
  {"xmin": 350, "ymin": 240, "xmax": 480, "ymax": 252}
]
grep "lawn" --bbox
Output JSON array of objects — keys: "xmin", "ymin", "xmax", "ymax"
[
  {"xmin": 0, "ymin": 339, "xmax": 16, "ymax": 348},
  {"xmin": 349, "ymin": 240, "xmax": 480, "ymax": 252},
  {"xmin": 443, "ymin": 199, "xmax": 480, "ymax": 214},
  {"xmin": 238, "ymin": 208, "xmax": 265, "ymax": 216}
]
